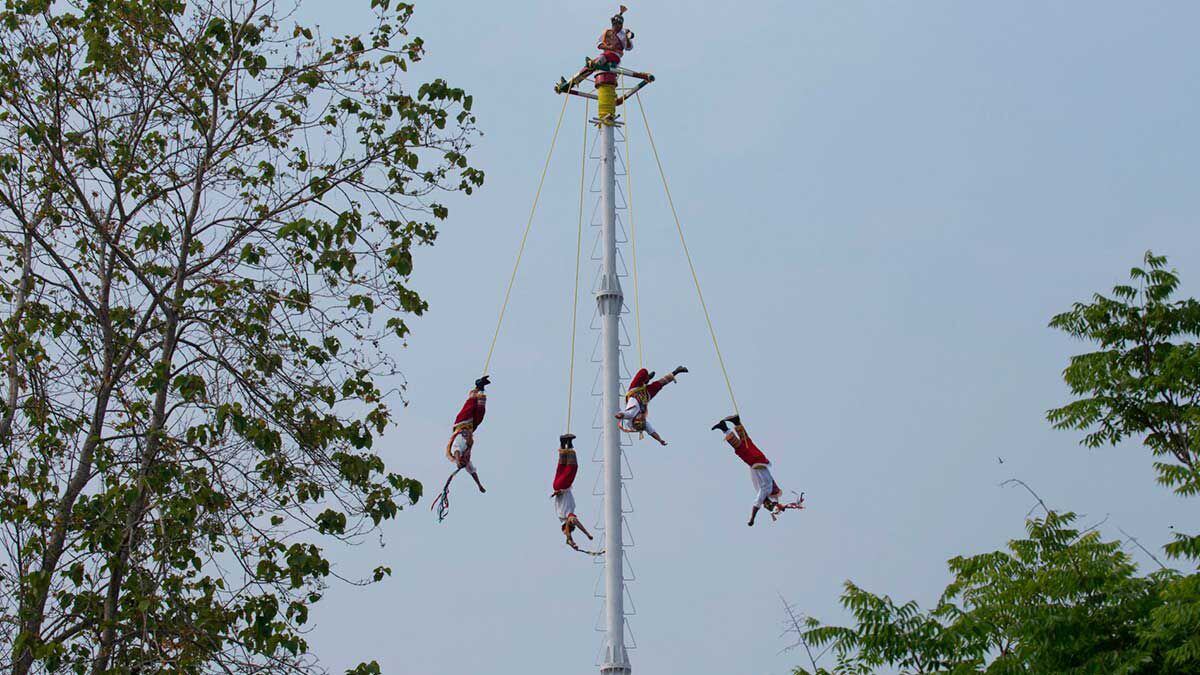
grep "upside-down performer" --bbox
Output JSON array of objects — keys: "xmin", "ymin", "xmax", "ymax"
[
  {"xmin": 447, "ymin": 376, "xmax": 489, "ymax": 494},
  {"xmin": 614, "ymin": 366, "xmax": 687, "ymax": 445},
  {"xmin": 552, "ymin": 433, "xmax": 599, "ymax": 554},
  {"xmin": 712, "ymin": 414, "xmax": 805, "ymax": 526},
  {"xmin": 556, "ymin": 5, "xmax": 635, "ymax": 94},
  {"xmin": 432, "ymin": 377, "xmax": 490, "ymax": 521}
]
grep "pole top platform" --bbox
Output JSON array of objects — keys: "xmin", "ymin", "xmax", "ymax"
[{"xmin": 555, "ymin": 64, "xmax": 655, "ymax": 107}]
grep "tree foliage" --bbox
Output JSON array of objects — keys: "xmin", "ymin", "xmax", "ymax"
[
  {"xmin": 793, "ymin": 253, "xmax": 1200, "ymax": 674},
  {"xmin": 795, "ymin": 511, "xmax": 1172, "ymax": 675},
  {"xmin": 1048, "ymin": 251, "xmax": 1200, "ymax": 561},
  {"xmin": 0, "ymin": 0, "xmax": 481, "ymax": 672}
]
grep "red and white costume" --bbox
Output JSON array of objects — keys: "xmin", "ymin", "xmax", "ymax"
[
  {"xmin": 453, "ymin": 389, "xmax": 486, "ymax": 432},
  {"xmin": 449, "ymin": 433, "xmax": 476, "ymax": 474},
  {"xmin": 728, "ymin": 427, "xmax": 783, "ymax": 508},
  {"xmin": 597, "ymin": 26, "xmax": 633, "ymax": 65},
  {"xmin": 449, "ymin": 389, "xmax": 486, "ymax": 474},
  {"xmin": 615, "ymin": 368, "xmax": 674, "ymax": 434},
  {"xmin": 553, "ymin": 447, "xmax": 578, "ymax": 523},
  {"xmin": 591, "ymin": 12, "xmax": 633, "ymax": 87}
]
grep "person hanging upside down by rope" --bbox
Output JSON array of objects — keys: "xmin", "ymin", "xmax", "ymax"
[
  {"xmin": 615, "ymin": 366, "xmax": 687, "ymax": 445},
  {"xmin": 556, "ymin": 5, "xmax": 634, "ymax": 93},
  {"xmin": 445, "ymin": 376, "xmax": 491, "ymax": 494},
  {"xmin": 712, "ymin": 414, "xmax": 805, "ymax": 526},
  {"xmin": 552, "ymin": 433, "xmax": 598, "ymax": 553},
  {"xmin": 431, "ymin": 377, "xmax": 491, "ymax": 521}
]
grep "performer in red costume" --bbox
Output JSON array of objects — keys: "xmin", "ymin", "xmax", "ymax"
[
  {"xmin": 552, "ymin": 433, "xmax": 595, "ymax": 551},
  {"xmin": 712, "ymin": 414, "xmax": 804, "ymax": 526},
  {"xmin": 615, "ymin": 366, "xmax": 687, "ymax": 445},
  {"xmin": 592, "ymin": 5, "xmax": 634, "ymax": 71},
  {"xmin": 445, "ymin": 376, "xmax": 490, "ymax": 494},
  {"xmin": 556, "ymin": 6, "xmax": 635, "ymax": 93}
]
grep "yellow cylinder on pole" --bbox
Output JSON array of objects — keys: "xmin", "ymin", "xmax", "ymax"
[{"xmin": 597, "ymin": 83, "xmax": 616, "ymax": 120}]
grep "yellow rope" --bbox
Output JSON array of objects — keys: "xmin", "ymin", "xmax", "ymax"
[
  {"xmin": 623, "ymin": 78, "xmax": 644, "ymax": 370},
  {"xmin": 634, "ymin": 94, "xmax": 739, "ymax": 414},
  {"xmin": 482, "ymin": 95, "xmax": 570, "ymax": 376},
  {"xmin": 566, "ymin": 99, "xmax": 588, "ymax": 434}
]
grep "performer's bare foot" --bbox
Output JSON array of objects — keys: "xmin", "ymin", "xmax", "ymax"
[{"xmin": 470, "ymin": 473, "xmax": 486, "ymax": 493}]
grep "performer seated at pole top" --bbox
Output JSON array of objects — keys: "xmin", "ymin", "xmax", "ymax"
[
  {"xmin": 614, "ymin": 366, "xmax": 687, "ymax": 446},
  {"xmin": 557, "ymin": 5, "xmax": 634, "ymax": 93},
  {"xmin": 552, "ymin": 433, "xmax": 595, "ymax": 551},
  {"xmin": 445, "ymin": 376, "xmax": 490, "ymax": 494},
  {"xmin": 712, "ymin": 414, "xmax": 804, "ymax": 526}
]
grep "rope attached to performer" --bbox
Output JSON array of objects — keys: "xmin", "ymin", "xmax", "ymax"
[
  {"xmin": 482, "ymin": 95, "xmax": 571, "ymax": 377},
  {"xmin": 623, "ymin": 76, "xmax": 645, "ymax": 370},
  {"xmin": 634, "ymin": 93, "xmax": 739, "ymax": 415},
  {"xmin": 566, "ymin": 100, "xmax": 588, "ymax": 434}
]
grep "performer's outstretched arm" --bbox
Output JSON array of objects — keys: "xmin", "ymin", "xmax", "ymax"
[
  {"xmin": 640, "ymin": 416, "xmax": 667, "ymax": 446},
  {"xmin": 468, "ymin": 469, "xmax": 486, "ymax": 494},
  {"xmin": 572, "ymin": 517, "xmax": 593, "ymax": 541}
]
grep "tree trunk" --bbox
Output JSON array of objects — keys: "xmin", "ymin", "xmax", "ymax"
[
  {"xmin": 13, "ymin": 384, "xmax": 115, "ymax": 675},
  {"xmin": 0, "ymin": 225, "xmax": 33, "ymax": 444}
]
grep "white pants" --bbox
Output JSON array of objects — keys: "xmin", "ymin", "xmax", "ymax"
[
  {"xmin": 451, "ymin": 434, "xmax": 476, "ymax": 474},
  {"xmin": 554, "ymin": 489, "xmax": 576, "ymax": 523},
  {"xmin": 616, "ymin": 399, "xmax": 656, "ymax": 435},
  {"xmin": 750, "ymin": 466, "xmax": 780, "ymax": 508}
]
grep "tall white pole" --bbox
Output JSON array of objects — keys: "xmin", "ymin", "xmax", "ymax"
[{"xmin": 597, "ymin": 106, "xmax": 630, "ymax": 674}]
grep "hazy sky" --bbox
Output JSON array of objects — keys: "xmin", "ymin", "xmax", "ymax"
[{"xmin": 297, "ymin": 2, "xmax": 1200, "ymax": 673}]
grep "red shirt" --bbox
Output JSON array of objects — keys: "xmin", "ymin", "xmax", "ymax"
[{"xmin": 734, "ymin": 436, "xmax": 770, "ymax": 468}]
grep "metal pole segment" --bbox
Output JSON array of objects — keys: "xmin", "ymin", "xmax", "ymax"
[{"xmin": 596, "ymin": 94, "xmax": 630, "ymax": 675}]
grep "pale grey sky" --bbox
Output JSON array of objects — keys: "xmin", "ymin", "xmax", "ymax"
[{"xmin": 299, "ymin": 2, "xmax": 1200, "ymax": 673}]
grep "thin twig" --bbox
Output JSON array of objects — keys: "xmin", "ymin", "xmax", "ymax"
[
  {"xmin": 779, "ymin": 593, "xmax": 821, "ymax": 674},
  {"xmin": 1000, "ymin": 478, "xmax": 1050, "ymax": 516},
  {"xmin": 1118, "ymin": 526, "xmax": 1171, "ymax": 571}
]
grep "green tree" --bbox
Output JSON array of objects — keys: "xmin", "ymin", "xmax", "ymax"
[
  {"xmin": 0, "ymin": 1, "xmax": 481, "ymax": 672},
  {"xmin": 1048, "ymin": 251, "xmax": 1200, "ymax": 668},
  {"xmin": 1048, "ymin": 251, "xmax": 1200, "ymax": 562},
  {"xmin": 795, "ymin": 508, "xmax": 1170, "ymax": 675},
  {"xmin": 794, "ymin": 253, "xmax": 1200, "ymax": 673}
]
